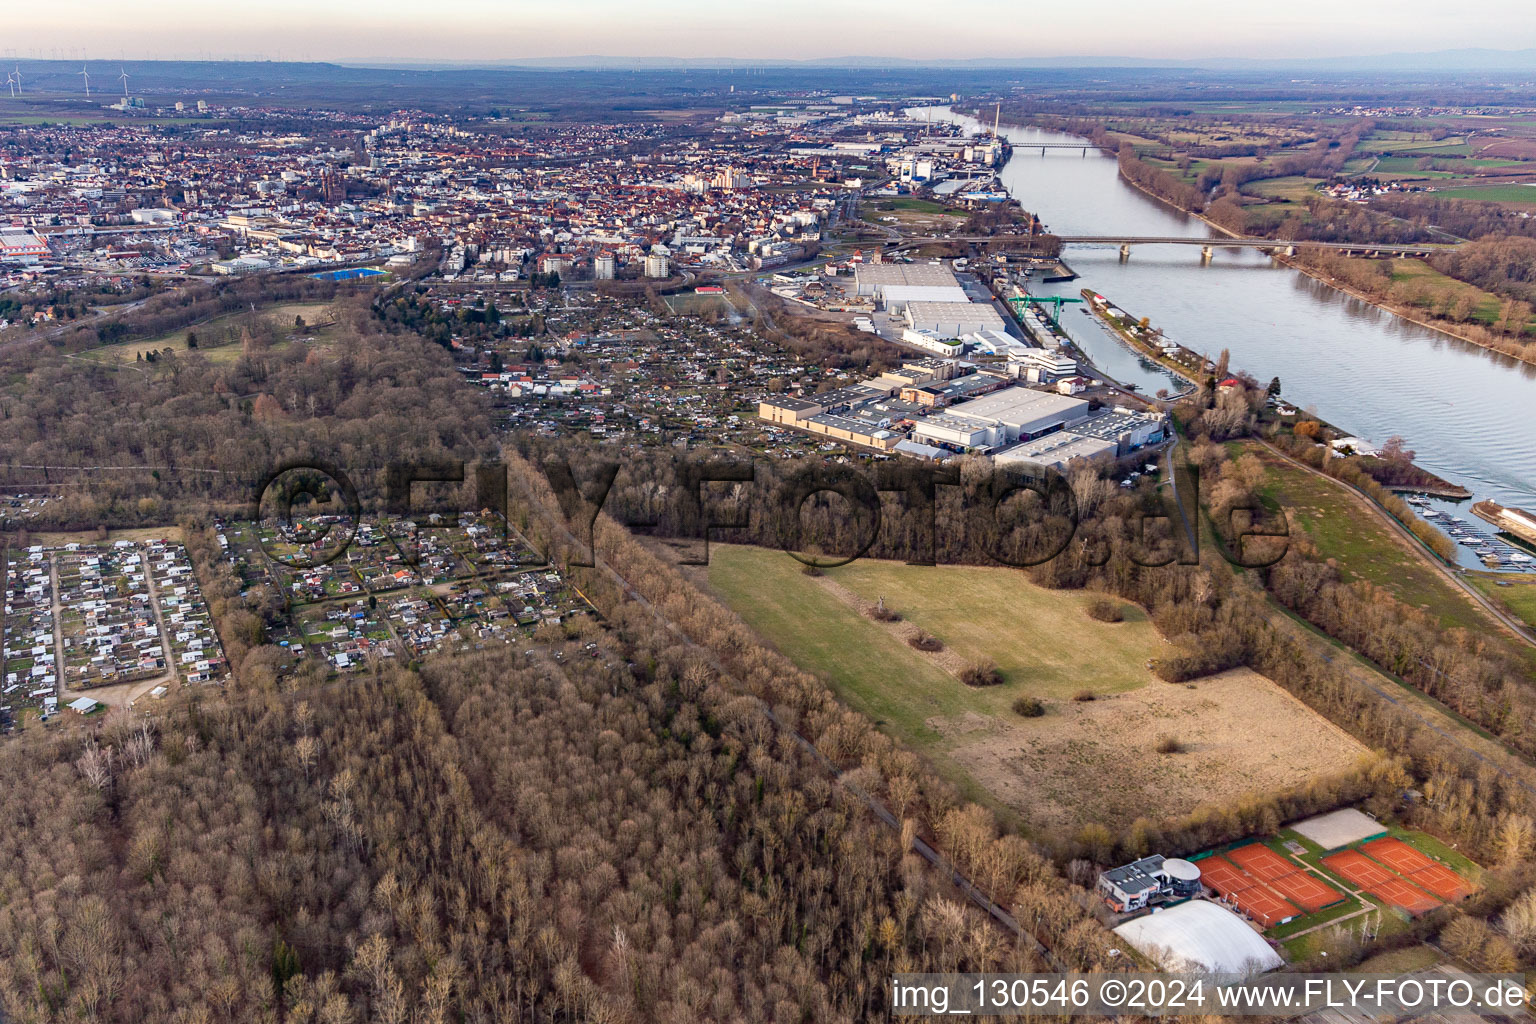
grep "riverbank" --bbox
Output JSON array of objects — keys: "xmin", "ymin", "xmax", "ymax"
[
  {"xmin": 1275, "ymin": 255, "xmax": 1536, "ymax": 370},
  {"xmin": 1105, "ymin": 140, "xmax": 1536, "ymax": 370},
  {"xmin": 981, "ymin": 105, "xmax": 1536, "ymax": 370},
  {"xmin": 1078, "ymin": 289, "xmax": 1200, "ymax": 393},
  {"xmin": 1112, "ymin": 168, "xmax": 1247, "ymax": 241}
]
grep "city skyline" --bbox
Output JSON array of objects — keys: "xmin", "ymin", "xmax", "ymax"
[{"xmin": 7, "ymin": 0, "xmax": 1536, "ymax": 63}]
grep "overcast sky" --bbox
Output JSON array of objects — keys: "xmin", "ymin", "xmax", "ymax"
[{"xmin": 8, "ymin": 0, "xmax": 1536, "ymax": 61}]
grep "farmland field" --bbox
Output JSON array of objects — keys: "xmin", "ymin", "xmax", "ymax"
[
  {"xmin": 1434, "ymin": 184, "xmax": 1536, "ymax": 205},
  {"xmin": 1245, "ymin": 175, "xmax": 1321, "ymax": 201},
  {"xmin": 705, "ymin": 544, "xmax": 1368, "ymax": 833}
]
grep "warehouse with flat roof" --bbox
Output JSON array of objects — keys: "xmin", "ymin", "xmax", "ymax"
[
  {"xmin": 852, "ymin": 262, "xmax": 959, "ymax": 297},
  {"xmin": 904, "ymin": 300, "xmax": 1008, "ymax": 339},
  {"xmin": 879, "ymin": 283, "xmax": 969, "ymax": 312},
  {"xmin": 993, "ymin": 432, "xmax": 1117, "ymax": 472},
  {"xmin": 944, "ymin": 386, "xmax": 1090, "ymax": 442}
]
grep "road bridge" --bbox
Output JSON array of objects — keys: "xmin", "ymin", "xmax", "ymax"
[{"xmin": 893, "ymin": 234, "xmax": 1450, "ymax": 260}]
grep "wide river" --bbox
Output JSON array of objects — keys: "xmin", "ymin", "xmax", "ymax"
[{"xmin": 909, "ymin": 107, "xmax": 1536, "ymax": 520}]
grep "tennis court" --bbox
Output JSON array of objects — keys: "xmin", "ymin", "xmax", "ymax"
[
  {"xmin": 1199, "ymin": 854, "xmax": 1300, "ymax": 926},
  {"xmin": 1323, "ymin": 850, "xmax": 1441, "ymax": 915},
  {"xmin": 1227, "ymin": 843, "xmax": 1300, "ymax": 880},
  {"xmin": 1363, "ymin": 838, "xmax": 1475, "ymax": 902},
  {"xmin": 1266, "ymin": 870, "xmax": 1345, "ymax": 912},
  {"xmin": 1409, "ymin": 863, "xmax": 1475, "ymax": 902},
  {"xmin": 1229, "ymin": 883, "xmax": 1300, "ymax": 927},
  {"xmin": 1198, "ymin": 855, "xmax": 1256, "ymax": 896},
  {"xmin": 1362, "ymin": 837, "xmax": 1433, "ymax": 873}
]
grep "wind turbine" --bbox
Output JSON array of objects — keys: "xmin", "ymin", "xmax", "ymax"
[
  {"xmin": 5, "ymin": 73, "xmax": 14, "ymax": 99},
  {"xmin": 11, "ymin": 65, "xmax": 20, "ymax": 95},
  {"xmin": 119, "ymin": 68, "xmax": 129, "ymax": 101},
  {"xmin": 79, "ymin": 65, "xmax": 91, "ymax": 96}
]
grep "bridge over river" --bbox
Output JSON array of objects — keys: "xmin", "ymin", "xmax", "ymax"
[{"xmin": 892, "ymin": 234, "xmax": 1450, "ymax": 260}]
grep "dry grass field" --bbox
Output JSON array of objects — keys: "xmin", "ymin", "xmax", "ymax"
[
  {"xmin": 704, "ymin": 544, "xmax": 1367, "ymax": 834},
  {"xmin": 81, "ymin": 301, "xmax": 338, "ymax": 366},
  {"xmin": 948, "ymin": 668, "xmax": 1368, "ymax": 833}
]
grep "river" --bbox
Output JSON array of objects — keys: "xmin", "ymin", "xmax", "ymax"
[{"xmin": 907, "ymin": 107, "xmax": 1536, "ymax": 562}]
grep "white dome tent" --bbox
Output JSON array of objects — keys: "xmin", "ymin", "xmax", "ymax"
[{"xmin": 1113, "ymin": 901, "xmax": 1282, "ymax": 976}]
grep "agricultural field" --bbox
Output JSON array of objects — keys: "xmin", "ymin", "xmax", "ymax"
[
  {"xmin": 1245, "ymin": 175, "xmax": 1323, "ymax": 201},
  {"xmin": 1434, "ymin": 184, "xmax": 1536, "ymax": 205},
  {"xmin": 705, "ymin": 544, "xmax": 1367, "ymax": 834}
]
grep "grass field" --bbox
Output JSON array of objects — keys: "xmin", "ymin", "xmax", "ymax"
[
  {"xmin": 1468, "ymin": 573, "xmax": 1536, "ymax": 630},
  {"xmin": 1247, "ymin": 443, "xmax": 1496, "ymax": 633},
  {"xmin": 705, "ymin": 544, "xmax": 1368, "ymax": 833},
  {"xmin": 1245, "ymin": 175, "xmax": 1322, "ymax": 201},
  {"xmin": 881, "ymin": 198, "xmax": 959, "ymax": 214},
  {"xmin": 80, "ymin": 301, "xmax": 338, "ymax": 366},
  {"xmin": 1435, "ymin": 184, "xmax": 1536, "ymax": 205},
  {"xmin": 1387, "ymin": 259, "xmax": 1536, "ymax": 333}
]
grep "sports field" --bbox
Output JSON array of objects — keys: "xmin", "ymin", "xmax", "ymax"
[
  {"xmin": 1323, "ymin": 850, "xmax": 1441, "ymax": 916},
  {"xmin": 705, "ymin": 544, "xmax": 1368, "ymax": 833}
]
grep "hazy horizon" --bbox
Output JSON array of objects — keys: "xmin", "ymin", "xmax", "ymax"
[{"xmin": 8, "ymin": 0, "xmax": 1536, "ymax": 63}]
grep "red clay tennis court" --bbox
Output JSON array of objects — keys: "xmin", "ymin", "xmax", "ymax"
[
  {"xmin": 1324, "ymin": 850, "xmax": 1441, "ymax": 915},
  {"xmin": 1227, "ymin": 883, "xmax": 1300, "ymax": 927},
  {"xmin": 1198, "ymin": 854, "xmax": 1301, "ymax": 926},
  {"xmin": 1266, "ymin": 869, "xmax": 1345, "ymax": 913},
  {"xmin": 1409, "ymin": 863, "xmax": 1475, "ymax": 901},
  {"xmin": 1227, "ymin": 843, "xmax": 1300, "ymax": 880},
  {"xmin": 1198, "ymin": 855, "xmax": 1256, "ymax": 896},
  {"xmin": 1362, "ymin": 837, "xmax": 1434, "ymax": 873},
  {"xmin": 1362, "ymin": 837, "xmax": 1476, "ymax": 901}
]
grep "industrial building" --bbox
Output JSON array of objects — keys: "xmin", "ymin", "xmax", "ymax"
[
  {"xmin": 993, "ymin": 432, "xmax": 1118, "ymax": 472},
  {"xmin": 852, "ymin": 261, "xmax": 959, "ymax": 298},
  {"xmin": 879, "ymin": 283, "xmax": 969, "ymax": 312},
  {"xmin": 904, "ymin": 300, "xmax": 1008, "ymax": 339},
  {"xmin": 900, "ymin": 328, "xmax": 966, "ymax": 355},
  {"xmin": 757, "ymin": 395, "xmax": 826, "ymax": 427},
  {"xmin": 1070, "ymin": 406, "xmax": 1167, "ymax": 453},
  {"xmin": 989, "ymin": 403, "xmax": 1165, "ymax": 468},
  {"xmin": 0, "ymin": 228, "xmax": 50, "ymax": 263},
  {"xmin": 1008, "ymin": 346, "xmax": 1079, "ymax": 384},
  {"xmin": 922, "ymin": 386, "xmax": 1090, "ymax": 445}
]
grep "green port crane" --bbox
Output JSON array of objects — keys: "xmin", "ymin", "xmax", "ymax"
[{"xmin": 1007, "ymin": 294, "xmax": 1084, "ymax": 327}]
